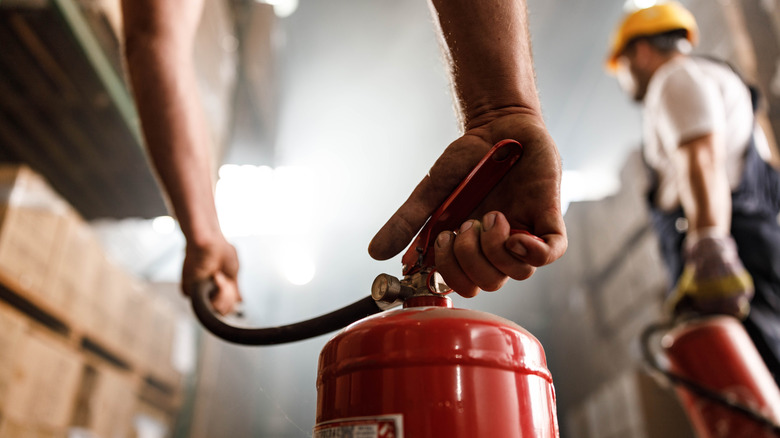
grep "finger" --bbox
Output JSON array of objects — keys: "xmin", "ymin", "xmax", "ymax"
[
  {"xmin": 181, "ymin": 277, "xmax": 193, "ymax": 297},
  {"xmin": 369, "ymin": 168, "xmax": 462, "ymax": 261},
  {"xmin": 503, "ymin": 194, "xmax": 568, "ymax": 267},
  {"xmin": 369, "ymin": 138, "xmax": 488, "ymax": 261},
  {"xmin": 433, "ymin": 230, "xmax": 480, "ymax": 298},
  {"xmin": 181, "ymin": 271, "xmax": 208, "ymax": 298},
  {"xmin": 222, "ymin": 244, "xmax": 242, "ymax": 303},
  {"xmin": 480, "ymin": 212, "xmax": 535, "ymax": 280},
  {"xmin": 506, "ymin": 230, "xmax": 567, "ymax": 268},
  {"xmin": 531, "ymin": 195, "xmax": 568, "ymax": 265},
  {"xmin": 452, "ymin": 220, "xmax": 508, "ymax": 291},
  {"xmin": 368, "ymin": 180, "xmax": 436, "ymax": 261},
  {"xmin": 212, "ymin": 272, "xmax": 239, "ymax": 315}
]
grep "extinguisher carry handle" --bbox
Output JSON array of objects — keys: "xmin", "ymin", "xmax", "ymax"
[
  {"xmin": 402, "ymin": 139, "xmax": 524, "ymax": 275},
  {"xmin": 190, "ymin": 279, "xmax": 382, "ymax": 345}
]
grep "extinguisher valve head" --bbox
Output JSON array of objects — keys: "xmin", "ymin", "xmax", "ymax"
[
  {"xmin": 372, "ymin": 273, "xmax": 401, "ymax": 302},
  {"xmin": 372, "ymin": 274, "xmax": 413, "ymax": 303}
]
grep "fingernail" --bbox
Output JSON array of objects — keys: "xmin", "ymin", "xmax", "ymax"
[
  {"xmin": 437, "ymin": 232, "xmax": 452, "ymax": 247},
  {"xmin": 459, "ymin": 220, "xmax": 474, "ymax": 233},
  {"xmin": 508, "ymin": 241, "xmax": 527, "ymax": 257},
  {"xmin": 514, "ymin": 229, "xmax": 545, "ymax": 243},
  {"xmin": 483, "ymin": 213, "xmax": 496, "ymax": 231}
]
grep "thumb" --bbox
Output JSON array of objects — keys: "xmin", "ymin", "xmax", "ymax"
[{"xmin": 368, "ymin": 175, "xmax": 441, "ymax": 260}]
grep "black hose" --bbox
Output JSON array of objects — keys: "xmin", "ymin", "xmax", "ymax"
[
  {"xmin": 640, "ymin": 321, "xmax": 780, "ymax": 434},
  {"xmin": 190, "ymin": 280, "xmax": 383, "ymax": 346}
]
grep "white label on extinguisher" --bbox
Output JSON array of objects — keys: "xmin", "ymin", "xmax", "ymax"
[{"xmin": 313, "ymin": 414, "xmax": 404, "ymax": 438}]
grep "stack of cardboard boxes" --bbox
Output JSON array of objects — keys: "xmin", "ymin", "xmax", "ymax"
[{"xmin": 0, "ymin": 165, "xmax": 184, "ymax": 437}]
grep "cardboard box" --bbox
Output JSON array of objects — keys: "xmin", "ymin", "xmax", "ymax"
[
  {"xmin": 71, "ymin": 364, "xmax": 137, "ymax": 438},
  {"xmin": 89, "ymin": 366, "xmax": 137, "ymax": 438},
  {"xmin": 131, "ymin": 400, "xmax": 173, "ymax": 438},
  {"xmin": 0, "ymin": 418, "xmax": 65, "ymax": 438},
  {"xmin": 81, "ymin": 257, "xmax": 130, "ymax": 348},
  {"xmin": 3, "ymin": 331, "xmax": 83, "ymax": 429},
  {"xmin": 78, "ymin": 0, "xmax": 123, "ymax": 38},
  {"xmin": 118, "ymin": 279, "xmax": 153, "ymax": 367},
  {"xmin": 0, "ymin": 302, "xmax": 31, "ymax": 410},
  {"xmin": 43, "ymin": 211, "xmax": 104, "ymax": 320},
  {"xmin": 143, "ymin": 297, "xmax": 176, "ymax": 380},
  {"xmin": 0, "ymin": 165, "xmax": 70, "ymax": 300}
]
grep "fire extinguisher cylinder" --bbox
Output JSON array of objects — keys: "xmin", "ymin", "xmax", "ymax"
[
  {"xmin": 314, "ymin": 294, "xmax": 560, "ymax": 437},
  {"xmin": 662, "ymin": 316, "xmax": 780, "ymax": 437}
]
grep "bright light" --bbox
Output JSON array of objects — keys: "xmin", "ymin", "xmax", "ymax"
[
  {"xmin": 152, "ymin": 216, "xmax": 176, "ymax": 234},
  {"xmin": 216, "ymin": 164, "xmax": 324, "ymax": 285},
  {"xmin": 561, "ymin": 170, "xmax": 620, "ymax": 214},
  {"xmin": 256, "ymin": 0, "xmax": 298, "ymax": 17},
  {"xmin": 278, "ymin": 242, "xmax": 316, "ymax": 286},
  {"xmin": 623, "ymin": 0, "xmax": 657, "ymax": 11},
  {"xmin": 215, "ymin": 165, "xmax": 315, "ymax": 237}
]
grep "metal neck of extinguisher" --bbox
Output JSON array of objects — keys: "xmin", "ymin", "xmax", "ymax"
[
  {"xmin": 189, "ymin": 140, "xmax": 524, "ymax": 346},
  {"xmin": 640, "ymin": 320, "xmax": 780, "ymax": 432}
]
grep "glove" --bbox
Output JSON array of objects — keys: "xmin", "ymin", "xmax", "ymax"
[{"xmin": 665, "ymin": 234, "xmax": 754, "ymax": 319}]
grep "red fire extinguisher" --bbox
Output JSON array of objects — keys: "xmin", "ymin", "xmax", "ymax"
[
  {"xmin": 191, "ymin": 140, "xmax": 560, "ymax": 437},
  {"xmin": 642, "ymin": 316, "xmax": 780, "ymax": 437}
]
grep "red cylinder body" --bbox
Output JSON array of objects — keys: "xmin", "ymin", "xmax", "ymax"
[
  {"xmin": 314, "ymin": 296, "xmax": 559, "ymax": 437},
  {"xmin": 663, "ymin": 315, "xmax": 780, "ymax": 437}
]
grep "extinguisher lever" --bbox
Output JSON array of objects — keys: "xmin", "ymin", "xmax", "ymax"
[
  {"xmin": 190, "ymin": 279, "xmax": 382, "ymax": 345},
  {"xmin": 401, "ymin": 139, "xmax": 524, "ymax": 276}
]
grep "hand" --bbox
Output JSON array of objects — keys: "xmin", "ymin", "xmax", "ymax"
[
  {"xmin": 666, "ymin": 235, "xmax": 754, "ymax": 319},
  {"xmin": 368, "ymin": 111, "xmax": 567, "ymax": 297},
  {"xmin": 182, "ymin": 236, "xmax": 242, "ymax": 315}
]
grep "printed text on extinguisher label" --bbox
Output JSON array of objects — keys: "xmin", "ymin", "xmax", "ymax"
[{"xmin": 313, "ymin": 414, "xmax": 403, "ymax": 438}]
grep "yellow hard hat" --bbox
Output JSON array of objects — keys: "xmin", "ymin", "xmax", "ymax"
[{"xmin": 606, "ymin": 2, "xmax": 699, "ymax": 72}]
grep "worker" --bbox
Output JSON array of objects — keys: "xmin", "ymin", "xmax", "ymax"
[
  {"xmin": 120, "ymin": 0, "xmax": 568, "ymax": 314},
  {"xmin": 607, "ymin": 2, "xmax": 780, "ymax": 382}
]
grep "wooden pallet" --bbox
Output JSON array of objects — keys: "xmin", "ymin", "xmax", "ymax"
[{"xmin": 0, "ymin": 270, "xmax": 183, "ymax": 406}]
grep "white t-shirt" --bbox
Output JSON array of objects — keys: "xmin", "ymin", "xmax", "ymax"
[{"xmin": 642, "ymin": 56, "xmax": 767, "ymax": 212}]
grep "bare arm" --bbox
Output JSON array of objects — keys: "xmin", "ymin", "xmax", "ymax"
[
  {"xmin": 667, "ymin": 132, "xmax": 753, "ymax": 318},
  {"xmin": 428, "ymin": 0, "xmax": 541, "ymax": 127},
  {"xmin": 370, "ymin": 0, "xmax": 566, "ymax": 297},
  {"xmin": 674, "ymin": 133, "xmax": 732, "ymax": 238},
  {"xmin": 121, "ymin": 0, "xmax": 240, "ymax": 313},
  {"xmin": 122, "ymin": 0, "xmax": 216, "ymax": 245}
]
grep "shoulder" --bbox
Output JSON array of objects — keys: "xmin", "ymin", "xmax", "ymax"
[
  {"xmin": 657, "ymin": 58, "xmax": 713, "ymax": 95},
  {"xmin": 646, "ymin": 57, "xmax": 724, "ymax": 113},
  {"xmin": 644, "ymin": 58, "xmax": 726, "ymax": 147},
  {"xmin": 655, "ymin": 57, "xmax": 744, "ymax": 97}
]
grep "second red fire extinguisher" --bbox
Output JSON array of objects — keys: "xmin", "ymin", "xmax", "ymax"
[{"xmin": 643, "ymin": 316, "xmax": 780, "ymax": 437}]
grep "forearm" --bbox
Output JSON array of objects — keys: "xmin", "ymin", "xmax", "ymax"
[
  {"xmin": 121, "ymin": 0, "xmax": 222, "ymax": 246},
  {"xmin": 675, "ymin": 134, "xmax": 732, "ymax": 236},
  {"xmin": 428, "ymin": 0, "xmax": 541, "ymax": 129}
]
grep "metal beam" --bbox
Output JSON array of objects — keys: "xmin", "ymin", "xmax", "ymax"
[{"xmin": 49, "ymin": 0, "xmax": 144, "ymax": 148}]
